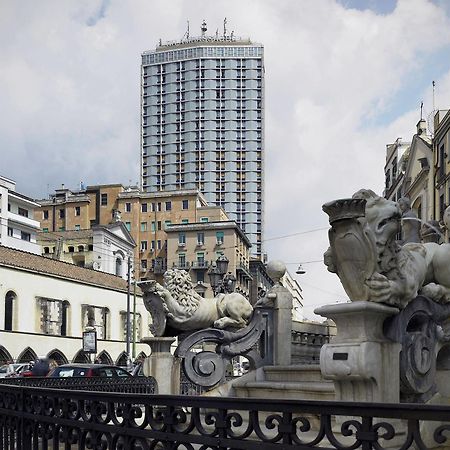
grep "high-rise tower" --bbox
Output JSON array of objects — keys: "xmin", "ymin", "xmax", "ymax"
[{"xmin": 141, "ymin": 21, "xmax": 264, "ymax": 256}]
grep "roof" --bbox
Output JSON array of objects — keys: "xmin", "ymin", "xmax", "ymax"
[{"xmin": 0, "ymin": 245, "xmax": 140, "ymax": 294}]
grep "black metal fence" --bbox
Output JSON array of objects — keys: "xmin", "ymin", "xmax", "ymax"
[{"xmin": 0, "ymin": 382, "xmax": 450, "ymax": 449}]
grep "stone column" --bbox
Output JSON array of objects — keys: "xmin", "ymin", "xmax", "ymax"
[
  {"xmin": 266, "ymin": 261, "xmax": 293, "ymax": 366},
  {"xmin": 141, "ymin": 337, "xmax": 181, "ymax": 395},
  {"xmin": 315, "ymin": 301, "xmax": 401, "ymax": 403}
]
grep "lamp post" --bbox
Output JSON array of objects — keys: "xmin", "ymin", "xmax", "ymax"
[
  {"xmin": 207, "ymin": 262, "xmax": 223, "ymax": 296},
  {"xmin": 208, "ymin": 255, "xmax": 235, "ymax": 296}
]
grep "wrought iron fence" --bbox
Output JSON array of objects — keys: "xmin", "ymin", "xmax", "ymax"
[{"xmin": 0, "ymin": 382, "xmax": 450, "ymax": 449}]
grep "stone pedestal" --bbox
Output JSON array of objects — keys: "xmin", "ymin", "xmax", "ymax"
[
  {"xmin": 141, "ymin": 337, "xmax": 181, "ymax": 395},
  {"xmin": 315, "ymin": 301, "xmax": 401, "ymax": 403}
]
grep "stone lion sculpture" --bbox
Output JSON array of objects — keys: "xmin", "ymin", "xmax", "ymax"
[
  {"xmin": 146, "ymin": 269, "xmax": 253, "ymax": 331},
  {"xmin": 324, "ymin": 189, "xmax": 450, "ymax": 308}
]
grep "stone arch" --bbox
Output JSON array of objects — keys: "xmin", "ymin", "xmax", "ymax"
[
  {"xmin": 96, "ymin": 350, "xmax": 113, "ymax": 364},
  {"xmin": 412, "ymin": 196, "xmax": 422, "ymax": 220},
  {"xmin": 0, "ymin": 346, "xmax": 13, "ymax": 365},
  {"xmin": 114, "ymin": 250, "xmax": 126, "ymax": 277},
  {"xmin": 134, "ymin": 351, "xmax": 146, "ymax": 363},
  {"xmin": 47, "ymin": 349, "xmax": 68, "ymax": 366},
  {"xmin": 4, "ymin": 290, "xmax": 17, "ymax": 331},
  {"xmin": 115, "ymin": 352, "xmax": 128, "ymax": 367},
  {"xmin": 17, "ymin": 347, "xmax": 37, "ymax": 363},
  {"xmin": 72, "ymin": 350, "xmax": 90, "ymax": 363}
]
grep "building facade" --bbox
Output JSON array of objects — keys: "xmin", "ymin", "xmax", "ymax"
[
  {"xmin": 0, "ymin": 175, "xmax": 40, "ymax": 254},
  {"xmin": 141, "ymin": 23, "xmax": 265, "ymax": 257},
  {"xmin": 0, "ymin": 245, "xmax": 149, "ymax": 366},
  {"xmin": 37, "ymin": 222, "xmax": 136, "ymax": 280},
  {"xmin": 165, "ymin": 220, "xmax": 252, "ymax": 298},
  {"xmin": 433, "ymin": 109, "xmax": 450, "ymax": 227}
]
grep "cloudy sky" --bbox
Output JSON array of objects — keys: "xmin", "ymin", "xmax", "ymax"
[{"xmin": 2, "ymin": 0, "xmax": 450, "ymax": 319}]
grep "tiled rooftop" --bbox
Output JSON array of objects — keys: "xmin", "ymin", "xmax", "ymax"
[{"xmin": 0, "ymin": 245, "xmax": 139, "ymax": 294}]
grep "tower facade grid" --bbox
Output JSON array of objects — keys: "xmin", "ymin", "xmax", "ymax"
[{"xmin": 141, "ymin": 34, "xmax": 264, "ymax": 256}]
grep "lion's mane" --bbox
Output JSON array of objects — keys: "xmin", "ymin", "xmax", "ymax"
[{"xmin": 163, "ymin": 269, "xmax": 202, "ymax": 318}]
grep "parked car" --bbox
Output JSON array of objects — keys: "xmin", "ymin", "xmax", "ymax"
[
  {"xmin": 47, "ymin": 364, "xmax": 132, "ymax": 378},
  {"xmin": 0, "ymin": 363, "xmax": 31, "ymax": 378}
]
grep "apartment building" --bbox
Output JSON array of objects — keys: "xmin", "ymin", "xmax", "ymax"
[
  {"xmin": 165, "ymin": 220, "xmax": 252, "ymax": 298},
  {"xmin": 0, "ymin": 175, "xmax": 40, "ymax": 254},
  {"xmin": 36, "ymin": 184, "xmax": 229, "ymax": 280}
]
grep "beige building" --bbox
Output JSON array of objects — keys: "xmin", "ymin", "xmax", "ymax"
[
  {"xmin": 36, "ymin": 185, "xmax": 229, "ymax": 281},
  {"xmin": 165, "ymin": 220, "xmax": 252, "ymax": 298}
]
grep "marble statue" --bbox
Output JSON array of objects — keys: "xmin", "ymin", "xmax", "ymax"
[
  {"xmin": 398, "ymin": 197, "xmax": 421, "ymax": 244},
  {"xmin": 323, "ymin": 189, "xmax": 450, "ymax": 308},
  {"xmin": 143, "ymin": 269, "xmax": 253, "ymax": 333}
]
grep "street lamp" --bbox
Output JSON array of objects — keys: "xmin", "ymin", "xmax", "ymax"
[
  {"xmin": 216, "ymin": 254, "xmax": 229, "ymax": 275},
  {"xmin": 208, "ymin": 262, "xmax": 223, "ymax": 296},
  {"xmin": 296, "ymin": 264, "xmax": 306, "ymax": 275}
]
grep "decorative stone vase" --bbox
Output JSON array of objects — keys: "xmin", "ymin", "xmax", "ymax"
[{"xmin": 322, "ymin": 198, "xmax": 377, "ymax": 302}]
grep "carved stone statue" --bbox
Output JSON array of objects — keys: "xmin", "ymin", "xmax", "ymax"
[
  {"xmin": 398, "ymin": 197, "xmax": 421, "ymax": 244},
  {"xmin": 323, "ymin": 189, "xmax": 450, "ymax": 308},
  {"xmin": 141, "ymin": 269, "xmax": 253, "ymax": 335}
]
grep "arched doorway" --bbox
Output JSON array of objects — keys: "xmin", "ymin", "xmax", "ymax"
[
  {"xmin": 72, "ymin": 350, "xmax": 90, "ymax": 363},
  {"xmin": 96, "ymin": 351, "xmax": 113, "ymax": 364},
  {"xmin": 0, "ymin": 346, "xmax": 13, "ymax": 365},
  {"xmin": 115, "ymin": 352, "xmax": 128, "ymax": 367},
  {"xmin": 4, "ymin": 291, "xmax": 16, "ymax": 331},
  {"xmin": 17, "ymin": 347, "xmax": 37, "ymax": 363},
  {"xmin": 47, "ymin": 349, "xmax": 68, "ymax": 366}
]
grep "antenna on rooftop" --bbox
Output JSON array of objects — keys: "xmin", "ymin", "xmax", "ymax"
[
  {"xmin": 183, "ymin": 20, "xmax": 190, "ymax": 40},
  {"xmin": 432, "ymin": 80, "xmax": 436, "ymax": 111},
  {"xmin": 201, "ymin": 20, "xmax": 207, "ymax": 36},
  {"xmin": 223, "ymin": 17, "xmax": 227, "ymax": 37},
  {"xmin": 420, "ymin": 101, "xmax": 423, "ymax": 120}
]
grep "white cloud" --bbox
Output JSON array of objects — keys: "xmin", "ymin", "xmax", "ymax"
[{"xmin": 1, "ymin": 0, "xmax": 450, "ymax": 319}]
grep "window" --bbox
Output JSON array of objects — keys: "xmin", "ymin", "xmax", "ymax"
[
  {"xmin": 43, "ymin": 247, "xmax": 50, "ymax": 254},
  {"xmin": 151, "ymin": 240, "xmax": 155, "ymax": 250},
  {"xmin": 157, "ymin": 221, "xmax": 162, "ymax": 230},
  {"xmin": 7, "ymin": 227, "xmax": 13, "ymax": 237},
  {"xmin": 178, "ymin": 233, "xmax": 186, "ymax": 245},
  {"xmin": 197, "ymin": 252, "xmax": 205, "ymax": 264},
  {"xmin": 197, "ymin": 271, "xmax": 205, "ymax": 283},
  {"xmin": 142, "ymin": 203, "xmax": 148, "ymax": 213},
  {"xmin": 101, "ymin": 193, "xmax": 108, "ymax": 206},
  {"xmin": 43, "ymin": 228, "xmax": 49, "ymax": 233},
  {"xmin": 59, "ymin": 209, "xmax": 65, "ymax": 219},
  {"xmin": 141, "ymin": 222, "xmax": 147, "ymax": 232},
  {"xmin": 151, "ymin": 203, "xmax": 156, "ymax": 212},
  {"xmin": 216, "ymin": 231, "xmax": 224, "ymax": 245},
  {"xmin": 21, "ymin": 231, "xmax": 31, "ymax": 241},
  {"xmin": 181, "ymin": 219, "xmax": 189, "ymax": 224},
  {"xmin": 197, "ymin": 232, "xmax": 204, "ymax": 245},
  {"xmin": 68, "ymin": 246, "xmax": 74, "ymax": 253},
  {"xmin": 115, "ymin": 258, "xmax": 122, "ymax": 277},
  {"xmin": 18, "ymin": 207, "xmax": 28, "ymax": 218},
  {"xmin": 75, "ymin": 224, "xmax": 80, "ymax": 231},
  {"xmin": 165, "ymin": 201, "xmax": 172, "ymax": 211},
  {"xmin": 125, "ymin": 222, "xmax": 131, "ymax": 231},
  {"xmin": 38, "ymin": 297, "xmax": 68, "ymax": 336},
  {"xmin": 75, "ymin": 206, "xmax": 81, "ymax": 216},
  {"xmin": 125, "ymin": 203, "xmax": 131, "ymax": 212},
  {"xmin": 141, "ymin": 259, "xmax": 147, "ymax": 269},
  {"xmin": 141, "ymin": 241, "xmax": 148, "ymax": 251},
  {"xmin": 43, "ymin": 210, "xmax": 49, "ymax": 220},
  {"xmin": 157, "ymin": 239, "xmax": 162, "ymax": 250},
  {"xmin": 157, "ymin": 202, "xmax": 162, "ymax": 212},
  {"xmin": 200, "ymin": 217, "xmax": 209, "ymax": 223},
  {"xmin": 178, "ymin": 253, "xmax": 186, "ymax": 267},
  {"xmin": 151, "ymin": 221, "xmax": 156, "ymax": 232},
  {"xmin": 182, "ymin": 199, "xmax": 189, "ymax": 210}
]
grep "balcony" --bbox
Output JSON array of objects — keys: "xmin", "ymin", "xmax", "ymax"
[
  {"xmin": 173, "ymin": 261, "xmax": 190, "ymax": 270},
  {"xmin": 191, "ymin": 261, "xmax": 209, "ymax": 270}
]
